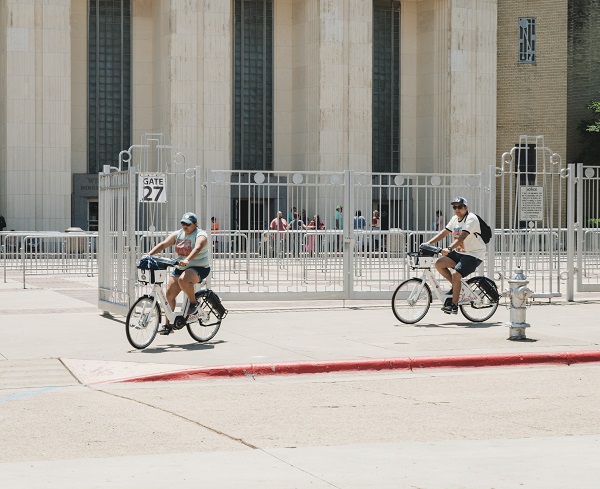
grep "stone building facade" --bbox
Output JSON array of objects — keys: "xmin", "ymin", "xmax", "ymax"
[{"xmin": 0, "ymin": 0, "xmax": 597, "ymax": 231}]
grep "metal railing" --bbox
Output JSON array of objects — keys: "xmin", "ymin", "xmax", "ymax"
[{"xmin": 1, "ymin": 232, "xmax": 98, "ymax": 288}]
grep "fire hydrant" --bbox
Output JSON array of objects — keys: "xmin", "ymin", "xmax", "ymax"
[{"xmin": 504, "ymin": 268, "xmax": 534, "ymax": 340}]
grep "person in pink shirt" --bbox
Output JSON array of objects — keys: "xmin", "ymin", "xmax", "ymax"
[{"xmin": 270, "ymin": 211, "xmax": 287, "ymax": 231}]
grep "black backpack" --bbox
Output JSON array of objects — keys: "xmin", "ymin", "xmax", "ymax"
[{"xmin": 475, "ymin": 214, "xmax": 492, "ymax": 244}]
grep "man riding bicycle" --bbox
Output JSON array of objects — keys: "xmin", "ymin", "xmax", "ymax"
[
  {"xmin": 422, "ymin": 197, "xmax": 486, "ymax": 314},
  {"xmin": 146, "ymin": 212, "xmax": 211, "ymax": 334}
]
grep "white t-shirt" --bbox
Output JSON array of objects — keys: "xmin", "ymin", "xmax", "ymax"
[{"xmin": 445, "ymin": 212, "xmax": 486, "ymax": 261}]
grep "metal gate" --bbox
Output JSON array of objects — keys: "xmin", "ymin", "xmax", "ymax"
[
  {"xmin": 494, "ymin": 136, "xmax": 569, "ymax": 298},
  {"xmin": 204, "ymin": 169, "xmax": 486, "ymax": 300},
  {"xmin": 570, "ymin": 163, "xmax": 600, "ymax": 293},
  {"xmin": 98, "ymin": 134, "xmax": 200, "ymax": 315},
  {"xmin": 98, "ymin": 134, "xmax": 599, "ymax": 313}
]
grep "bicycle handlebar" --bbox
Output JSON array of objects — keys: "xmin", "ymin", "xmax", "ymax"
[{"xmin": 418, "ymin": 244, "xmax": 442, "ymax": 255}]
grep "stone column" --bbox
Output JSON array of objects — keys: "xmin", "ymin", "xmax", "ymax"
[
  {"xmin": 448, "ymin": 0, "xmax": 497, "ymax": 175},
  {"xmin": 151, "ymin": 0, "xmax": 231, "ymax": 173},
  {"xmin": 0, "ymin": 0, "xmax": 71, "ymax": 231},
  {"xmin": 416, "ymin": 0, "xmax": 496, "ymax": 175}
]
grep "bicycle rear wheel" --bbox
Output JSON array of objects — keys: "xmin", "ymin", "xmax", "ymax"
[
  {"xmin": 391, "ymin": 278, "xmax": 431, "ymax": 324},
  {"xmin": 187, "ymin": 301, "xmax": 221, "ymax": 342},
  {"xmin": 126, "ymin": 295, "xmax": 161, "ymax": 349},
  {"xmin": 460, "ymin": 277, "xmax": 499, "ymax": 322}
]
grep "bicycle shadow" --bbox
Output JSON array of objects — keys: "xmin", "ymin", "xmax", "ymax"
[
  {"xmin": 408, "ymin": 321, "xmax": 503, "ymax": 329},
  {"xmin": 136, "ymin": 339, "xmax": 226, "ymax": 353}
]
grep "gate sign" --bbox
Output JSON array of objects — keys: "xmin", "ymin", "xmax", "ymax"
[
  {"xmin": 139, "ymin": 173, "xmax": 167, "ymax": 203},
  {"xmin": 519, "ymin": 185, "xmax": 544, "ymax": 221}
]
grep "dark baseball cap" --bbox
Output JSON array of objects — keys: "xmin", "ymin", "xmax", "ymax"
[{"xmin": 450, "ymin": 197, "xmax": 468, "ymax": 206}]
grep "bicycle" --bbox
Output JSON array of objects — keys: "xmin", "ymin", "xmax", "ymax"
[
  {"xmin": 391, "ymin": 245, "xmax": 500, "ymax": 324},
  {"xmin": 126, "ymin": 256, "xmax": 227, "ymax": 349}
]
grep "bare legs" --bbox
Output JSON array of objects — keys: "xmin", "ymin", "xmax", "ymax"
[
  {"xmin": 435, "ymin": 256, "xmax": 462, "ymax": 305},
  {"xmin": 165, "ymin": 269, "xmax": 200, "ymax": 323}
]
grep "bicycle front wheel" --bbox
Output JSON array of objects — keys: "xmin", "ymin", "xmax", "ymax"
[
  {"xmin": 460, "ymin": 276, "xmax": 499, "ymax": 323},
  {"xmin": 187, "ymin": 303, "xmax": 221, "ymax": 343},
  {"xmin": 126, "ymin": 295, "xmax": 161, "ymax": 349},
  {"xmin": 391, "ymin": 278, "xmax": 431, "ymax": 324}
]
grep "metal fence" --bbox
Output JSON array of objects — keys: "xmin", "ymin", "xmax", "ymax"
[
  {"xmin": 98, "ymin": 134, "xmax": 200, "ymax": 315},
  {"xmin": 203, "ymin": 169, "xmax": 486, "ymax": 299},
  {"xmin": 91, "ymin": 136, "xmax": 600, "ymax": 313},
  {"xmin": 1, "ymin": 231, "xmax": 98, "ymax": 288},
  {"xmin": 573, "ymin": 163, "xmax": 600, "ymax": 292},
  {"xmin": 494, "ymin": 136, "xmax": 569, "ymax": 298}
]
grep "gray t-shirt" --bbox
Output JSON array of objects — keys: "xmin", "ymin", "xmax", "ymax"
[{"xmin": 174, "ymin": 228, "xmax": 210, "ymax": 268}]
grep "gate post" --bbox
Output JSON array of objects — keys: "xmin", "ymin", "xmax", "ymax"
[
  {"xmin": 127, "ymin": 165, "xmax": 137, "ymax": 309},
  {"xmin": 343, "ymin": 170, "xmax": 354, "ymax": 299},
  {"xmin": 566, "ymin": 163, "xmax": 576, "ymax": 301},
  {"xmin": 204, "ymin": 167, "xmax": 212, "ymax": 287},
  {"xmin": 487, "ymin": 165, "xmax": 496, "ymax": 280}
]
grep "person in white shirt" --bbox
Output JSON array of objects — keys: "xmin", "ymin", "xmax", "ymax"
[{"xmin": 423, "ymin": 197, "xmax": 486, "ymax": 314}]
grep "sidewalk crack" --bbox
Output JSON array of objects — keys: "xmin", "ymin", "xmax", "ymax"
[{"xmin": 95, "ymin": 387, "xmax": 258, "ymax": 449}]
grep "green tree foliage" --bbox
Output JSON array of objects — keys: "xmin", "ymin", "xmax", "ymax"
[
  {"xmin": 586, "ymin": 100, "xmax": 600, "ymax": 132},
  {"xmin": 576, "ymin": 97, "xmax": 600, "ymax": 164}
]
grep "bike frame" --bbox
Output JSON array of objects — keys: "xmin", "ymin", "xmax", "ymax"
[
  {"xmin": 145, "ymin": 281, "xmax": 206, "ymax": 324},
  {"xmin": 409, "ymin": 268, "xmax": 479, "ymax": 305}
]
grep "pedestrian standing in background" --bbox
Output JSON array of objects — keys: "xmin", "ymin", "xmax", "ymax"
[
  {"xmin": 372, "ymin": 210, "xmax": 381, "ymax": 251},
  {"xmin": 210, "ymin": 216, "xmax": 219, "ymax": 253},
  {"xmin": 335, "ymin": 205, "xmax": 343, "ymax": 252},
  {"xmin": 434, "ymin": 210, "xmax": 445, "ymax": 231},
  {"xmin": 353, "ymin": 210, "xmax": 367, "ymax": 251}
]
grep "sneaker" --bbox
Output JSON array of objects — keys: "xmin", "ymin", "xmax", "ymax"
[
  {"xmin": 186, "ymin": 302, "xmax": 199, "ymax": 316},
  {"xmin": 158, "ymin": 325, "xmax": 173, "ymax": 335},
  {"xmin": 444, "ymin": 288, "xmax": 453, "ymax": 296},
  {"xmin": 441, "ymin": 303, "xmax": 458, "ymax": 314}
]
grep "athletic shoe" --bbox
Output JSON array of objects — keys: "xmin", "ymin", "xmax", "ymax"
[
  {"xmin": 444, "ymin": 288, "xmax": 453, "ymax": 296},
  {"xmin": 158, "ymin": 325, "xmax": 173, "ymax": 335},
  {"xmin": 186, "ymin": 302, "xmax": 199, "ymax": 316},
  {"xmin": 441, "ymin": 303, "xmax": 458, "ymax": 314}
]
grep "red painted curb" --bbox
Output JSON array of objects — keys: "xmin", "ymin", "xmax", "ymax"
[{"xmin": 116, "ymin": 350, "xmax": 600, "ymax": 383}]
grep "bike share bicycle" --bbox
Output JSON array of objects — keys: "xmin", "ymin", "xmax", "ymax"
[
  {"xmin": 391, "ymin": 244, "xmax": 500, "ymax": 324},
  {"xmin": 126, "ymin": 256, "xmax": 227, "ymax": 349}
]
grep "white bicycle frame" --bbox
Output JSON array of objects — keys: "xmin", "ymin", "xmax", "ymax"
[
  {"xmin": 407, "ymin": 255, "xmax": 479, "ymax": 305},
  {"xmin": 144, "ymin": 281, "xmax": 207, "ymax": 324}
]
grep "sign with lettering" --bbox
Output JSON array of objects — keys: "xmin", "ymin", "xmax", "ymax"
[
  {"xmin": 519, "ymin": 186, "xmax": 544, "ymax": 221},
  {"xmin": 139, "ymin": 173, "xmax": 167, "ymax": 203}
]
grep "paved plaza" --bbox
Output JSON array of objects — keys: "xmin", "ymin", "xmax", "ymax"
[{"xmin": 1, "ymin": 272, "xmax": 600, "ymax": 487}]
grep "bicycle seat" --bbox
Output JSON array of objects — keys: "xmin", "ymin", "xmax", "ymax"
[{"xmin": 419, "ymin": 244, "xmax": 442, "ymax": 256}]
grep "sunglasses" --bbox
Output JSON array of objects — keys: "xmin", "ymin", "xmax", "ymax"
[
  {"xmin": 452, "ymin": 205, "xmax": 464, "ymax": 210},
  {"xmin": 181, "ymin": 222, "xmax": 191, "ymax": 226}
]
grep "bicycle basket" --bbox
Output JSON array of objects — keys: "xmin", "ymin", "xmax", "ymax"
[
  {"xmin": 137, "ymin": 256, "xmax": 177, "ymax": 271},
  {"xmin": 138, "ymin": 256, "xmax": 159, "ymax": 270},
  {"xmin": 408, "ymin": 252, "xmax": 436, "ymax": 269},
  {"xmin": 137, "ymin": 269, "xmax": 168, "ymax": 284}
]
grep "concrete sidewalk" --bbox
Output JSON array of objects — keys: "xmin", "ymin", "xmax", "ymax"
[{"xmin": 1, "ymin": 272, "xmax": 600, "ymax": 386}]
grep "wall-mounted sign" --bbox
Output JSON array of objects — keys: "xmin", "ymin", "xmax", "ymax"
[
  {"xmin": 138, "ymin": 173, "xmax": 167, "ymax": 203},
  {"xmin": 519, "ymin": 186, "xmax": 543, "ymax": 221}
]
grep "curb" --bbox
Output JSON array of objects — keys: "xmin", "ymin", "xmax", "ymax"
[{"xmin": 108, "ymin": 350, "xmax": 600, "ymax": 384}]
